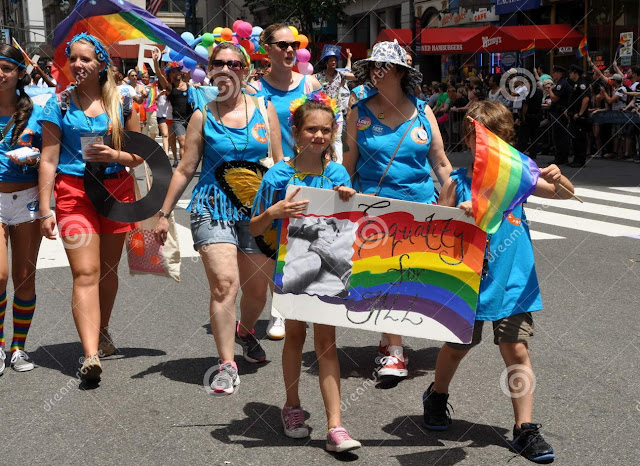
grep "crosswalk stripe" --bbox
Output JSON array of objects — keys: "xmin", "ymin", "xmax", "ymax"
[
  {"xmin": 526, "ymin": 209, "xmax": 640, "ymax": 237},
  {"xmin": 529, "ymin": 231, "xmax": 565, "ymax": 240},
  {"xmin": 527, "ymin": 197, "xmax": 640, "ymax": 222},
  {"xmin": 574, "ymin": 188, "xmax": 640, "ymax": 206},
  {"xmin": 611, "ymin": 187, "xmax": 640, "ymax": 194}
]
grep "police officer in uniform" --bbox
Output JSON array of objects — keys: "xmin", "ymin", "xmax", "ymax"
[
  {"xmin": 566, "ymin": 64, "xmax": 591, "ymax": 167},
  {"xmin": 548, "ymin": 65, "xmax": 571, "ymax": 164}
]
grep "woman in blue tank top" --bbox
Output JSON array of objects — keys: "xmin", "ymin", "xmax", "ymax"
[
  {"xmin": 154, "ymin": 43, "xmax": 283, "ymax": 396},
  {"xmin": 0, "ymin": 45, "xmax": 44, "ymax": 376},
  {"xmin": 343, "ymin": 41, "xmax": 453, "ymax": 380}
]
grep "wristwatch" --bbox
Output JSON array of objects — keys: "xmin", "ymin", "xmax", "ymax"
[{"xmin": 158, "ymin": 210, "xmax": 171, "ymax": 219}]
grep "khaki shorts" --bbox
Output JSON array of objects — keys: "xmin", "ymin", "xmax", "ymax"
[
  {"xmin": 143, "ymin": 111, "xmax": 158, "ymax": 136},
  {"xmin": 447, "ymin": 312, "xmax": 534, "ymax": 350}
]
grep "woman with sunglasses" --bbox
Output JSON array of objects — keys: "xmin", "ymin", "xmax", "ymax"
[
  {"xmin": 154, "ymin": 42, "xmax": 283, "ymax": 396},
  {"xmin": 38, "ymin": 33, "xmax": 143, "ymax": 383},
  {"xmin": 343, "ymin": 41, "xmax": 453, "ymax": 381},
  {"xmin": 0, "ymin": 45, "xmax": 45, "ymax": 376},
  {"xmin": 252, "ymin": 23, "xmax": 321, "ymax": 340}
]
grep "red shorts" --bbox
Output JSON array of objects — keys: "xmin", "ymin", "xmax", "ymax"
[{"xmin": 54, "ymin": 172, "xmax": 136, "ymax": 236}]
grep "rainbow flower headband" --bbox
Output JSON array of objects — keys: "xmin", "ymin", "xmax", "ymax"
[
  {"xmin": 65, "ymin": 33, "xmax": 111, "ymax": 66},
  {"xmin": 289, "ymin": 90, "xmax": 340, "ymax": 124}
]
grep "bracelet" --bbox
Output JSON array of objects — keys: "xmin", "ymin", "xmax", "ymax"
[
  {"xmin": 158, "ymin": 210, "xmax": 171, "ymax": 219},
  {"xmin": 40, "ymin": 212, "xmax": 54, "ymax": 220}
]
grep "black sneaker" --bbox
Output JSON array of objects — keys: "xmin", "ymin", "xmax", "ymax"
[
  {"xmin": 422, "ymin": 382, "xmax": 452, "ymax": 431},
  {"xmin": 235, "ymin": 323, "xmax": 266, "ymax": 363},
  {"xmin": 510, "ymin": 423, "xmax": 555, "ymax": 463}
]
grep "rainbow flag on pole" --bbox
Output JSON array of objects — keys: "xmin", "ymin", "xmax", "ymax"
[
  {"xmin": 521, "ymin": 42, "xmax": 535, "ymax": 58},
  {"xmin": 471, "ymin": 119, "xmax": 541, "ymax": 234},
  {"xmin": 52, "ymin": 0, "xmax": 207, "ymax": 90},
  {"xmin": 576, "ymin": 36, "xmax": 588, "ymax": 57}
]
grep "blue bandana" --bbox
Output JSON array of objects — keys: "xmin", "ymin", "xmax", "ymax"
[
  {"xmin": 0, "ymin": 56, "xmax": 26, "ymax": 69},
  {"xmin": 65, "ymin": 33, "xmax": 111, "ymax": 66}
]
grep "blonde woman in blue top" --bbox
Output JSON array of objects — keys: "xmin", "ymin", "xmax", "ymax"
[
  {"xmin": 39, "ymin": 34, "xmax": 143, "ymax": 383},
  {"xmin": 343, "ymin": 41, "xmax": 453, "ymax": 379},
  {"xmin": 154, "ymin": 43, "xmax": 283, "ymax": 396},
  {"xmin": 0, "ymin": 45, "xmax": 44, "ymax": 376}
]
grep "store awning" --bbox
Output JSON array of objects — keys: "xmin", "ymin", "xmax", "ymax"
[
  {"xmin": 420, "ymin": 26, "xmax": 524, "ymax": 54},
  {"xmin": 500, "ymin": 25, "xmax": 583, "ymax": 49},
  {"xmin": 375, "ymin": 29, "xmax": 413, "ymax": 47}
]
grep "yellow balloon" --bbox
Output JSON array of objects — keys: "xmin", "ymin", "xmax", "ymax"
[
  {"xmin": 213, "ymin": 26, "xmax": 223, "ymax": 42},
  {"xmin": 213, "ymin": 26, "xmax": 222, "ymax": 34},
  {"xmin": 288, "ymin": 26, "xmax": 299, "ymax": 39}
]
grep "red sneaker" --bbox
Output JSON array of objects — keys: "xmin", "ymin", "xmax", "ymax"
[{"xmin": 377, "ymin": 354, "xmax": 408, "ymax": 377}]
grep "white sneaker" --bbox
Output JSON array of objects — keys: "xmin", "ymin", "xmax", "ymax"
[
  {"xmin": 0, "ymin": 348, "xmax": 5, "ymax": 376},
  {"xmin": 10, "ymin": 349, "xmax": 35, "ymax": 372},
  {"xmin": 267, "ymin": 316, "xmax": 285, "ymax": 340}
]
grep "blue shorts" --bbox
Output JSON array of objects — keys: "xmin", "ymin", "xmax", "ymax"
[{"xmin": 190, "ymin": 210, "xmax": 261, "ymax": 254}]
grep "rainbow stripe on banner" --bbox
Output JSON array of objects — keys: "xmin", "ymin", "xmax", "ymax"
[
  {"xmin": 471, "ymin": 119, "xmax": 540, "ymax": 234},
  {"xmin": 52, "ymin": 0, "xmax": 207, "ymax": 90},
  {"xmin": 521, "ymin": 42, "xmax": 535, "ymax": 58},
  {"xmin": 274, "ymin": 208, "xmax": 487, "ymax": 344},
  {"xmin": 577, "ymin": 36, "xmax": 588, "ymax": 57}
]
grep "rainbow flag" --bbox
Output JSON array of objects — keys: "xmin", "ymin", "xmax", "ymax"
[
  {"xmin": 471, "ymin": 120, "xmax": 541, "ymax": 234},
  {"xmin": 52, "ymin": 0, "xmax": 207, "ymax": 90},
  {"xmin": 617, "ymin": 37, "xmax": 627, "ymax": 50},
  {"xmin": 11, "ymin": 38, "xmax": 32, "ymax": 66},
  {"xmin": 576, "ymin": 36, "xmax": 588, "ymax": 57},
  {"xmin": 521, "ymin": 42, "xmax": 535, "ymax": 58},
  {"xmin": 145, "ymin": 83, "xmax": 157, "ymax": 109}
]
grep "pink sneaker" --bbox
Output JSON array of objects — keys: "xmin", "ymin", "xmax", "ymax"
[
  {"xmin": 281, "ymin": 405, "xmax": 309, "ymax": 438},
  {"xmin": 326, "ymin": 426, "xmax": 361, "ymax": 453}
]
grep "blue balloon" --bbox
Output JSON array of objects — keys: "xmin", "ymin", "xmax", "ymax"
[
  {"xmin": 181, "ymin": 32, "xmax": 195, "ymax": 43},
  {"xmin": 252, "ymin": 26, "xmax": 263, "ymax": 37},
  {"xmin": 182, "ymin": 56, "xmax": 197, "ymax": 70},
  {"xmin": 195, "ymin": 45, "xmax": 209, "ymax": 59},
  {"xmin": 251, "ymin": 39, "xmax": 260, "ymax": 50},
  {"xmin": 162, "ymin": 53, "xmax": 171, "ymax": 62},
  {"xmin": 169, "ymin": 48, "xmax": 183, "ymax": 61}
]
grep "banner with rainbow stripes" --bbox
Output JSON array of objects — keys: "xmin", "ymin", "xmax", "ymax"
[{"xmin": 272, "ymin": 187, "xmax": 487, "ymax": 344}]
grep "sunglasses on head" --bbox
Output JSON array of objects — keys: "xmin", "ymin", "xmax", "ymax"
[
  {"xmin": 211, "ymin": 59, "xmax": 244, "ymax": 70},
  {"xmin": 269, "ymin": 41, "xmax": 301, "ymax": 51}
]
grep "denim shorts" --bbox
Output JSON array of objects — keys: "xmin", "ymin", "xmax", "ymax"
[{"xmin": 190, "ymin": 209, "xmax": 261, "ymax": 254}]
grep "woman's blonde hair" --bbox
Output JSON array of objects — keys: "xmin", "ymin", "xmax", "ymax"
[
  {"xmin": 70, "ymin": 38, "xmax": 125, "ymax": 151},
  {"xmin": 462, "ymin": 100, "xmax": 516, "ymax": 145}
]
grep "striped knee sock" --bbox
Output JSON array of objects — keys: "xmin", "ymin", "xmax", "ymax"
[
  {"xmin": 11, "ymin": 295, "xmax": 36, "ymax": 353},
  {"xmin": 0, "ymin": 291, "xmax": 6, "ymax": 347}
]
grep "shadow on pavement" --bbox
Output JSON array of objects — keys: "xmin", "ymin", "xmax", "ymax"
[
  {"xmin": 301, "ymin": 346, "xmax": 440, "ymax": 382},
  {"xmin": 131, "ymin": 356, "xmax": 270, "ymax": 386},
  {"xmin": 30, "ymin": 343, "xmax": 166, "ymax": 378}
]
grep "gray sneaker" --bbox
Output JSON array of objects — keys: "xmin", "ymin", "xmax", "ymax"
[
  {"xmin": 98, "ymin": 327, "xmax": 117, "ymax": 357},
  {"xmin": 208, "ymin": 362, "xmax": 240, "ymax": 396},
  {"xmin": 11, "ymin": 349, "xmax": 35, "ymax": 372},
  {"xmin": 0, "ymin": 348, "xmax": 5, "ymax": 376}
]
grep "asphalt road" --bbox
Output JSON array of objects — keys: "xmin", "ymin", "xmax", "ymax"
[{"xmin": 1, "ymin": 153, "xmax": 639, "ymax": 465}]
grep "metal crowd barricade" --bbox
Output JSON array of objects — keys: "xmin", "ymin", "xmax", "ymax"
[{"xmin": 444, "ymin": 110, "xmax": 465, "ymax": 152}]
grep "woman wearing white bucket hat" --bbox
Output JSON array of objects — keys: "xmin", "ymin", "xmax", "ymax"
[{"xmin": 344, "ymin": 41, "xmax": 453, "ymax": 380}]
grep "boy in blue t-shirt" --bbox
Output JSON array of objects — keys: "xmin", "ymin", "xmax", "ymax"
[{"xmin": 423, "ymin": 101, "xmax": 575, "ymax": 464}]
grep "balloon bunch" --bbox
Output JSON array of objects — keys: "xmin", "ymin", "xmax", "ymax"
[{"xmin": 287, "ymin": 26, "xmax": 312, "ymax": 75}]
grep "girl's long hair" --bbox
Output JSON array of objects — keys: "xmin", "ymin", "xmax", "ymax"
[
  {"xmin": 0, "ymin": 45, "xmax": 33, "ymax": 146},
  {"xmin": 71, "ymin": 38, "xmax": 125, "ymax": 151}
]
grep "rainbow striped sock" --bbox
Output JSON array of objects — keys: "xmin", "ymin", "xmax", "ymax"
[
  {"xmin": 0, "ymin": 290, "xmax": 7, "ymax": 348},
  {"xmin": 11, "ymin": 295, "xmax": 36, "ymax": 353}
]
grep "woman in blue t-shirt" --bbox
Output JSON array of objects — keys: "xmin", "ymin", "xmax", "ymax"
[
  {"xmin": 38, "ymin": 33, "xmax": 143, "ymax": 383},
  {"xmin": 343, "ymin": 41, "xmax": 453, "ymax": 380},
  {"xmin": 0, "ymin": 45, "xmax": 44, "ymax": 376},
  {"xmin": 154, "ymin": 42, "xmax": 283, "ymax": 396}
]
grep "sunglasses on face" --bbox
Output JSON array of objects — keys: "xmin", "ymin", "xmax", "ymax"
[
  {"xmin": 211, "ymin": 59, "xmax": 244, "ymax": 71},
  {"xmin": 269, "ymin": 41, "xmax": 301, "ymax": 51}
]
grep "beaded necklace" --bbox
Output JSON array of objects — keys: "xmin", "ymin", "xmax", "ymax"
[
  {"xmin": 75, "ymin": 87, "xmax": 110, "ymax": 133},
  {"xmin": 289, "ymin": 157, "xmax": 329, "ymax": 188},
  {"xmin": 215, "ymin": 93, "xmax": 249, "ymax": 152}
]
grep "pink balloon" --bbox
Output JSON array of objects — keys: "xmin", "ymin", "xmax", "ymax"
[
  {"xmin": 296, "ymin": 48, "xmax": 311, "ymax": 63},
  {"xmin": 231, "ymin": 36, "xmax": 239, "ymax": 44},
  {"xmin": 236, "ymin": 21, "xmax": 253, "ymax": 39},
  {"xmin": 233, "ymin": 20, "xmax": 243, "ymax": 32},
  {"xmin": 298, "ymin": 61, "xmax": 313, "ymax": 75},
  {"xmin": 191, "ymin": 68, "xmax": 207, "ymax": 84}
]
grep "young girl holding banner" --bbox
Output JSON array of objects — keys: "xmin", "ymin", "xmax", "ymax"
[
  {"xmin": 250, "ymin": 93, "xmax": 361, "ymax": 453},
  {"xmin": 425, "ymin": 100, "xmax": 574, "ymax": 463}
]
